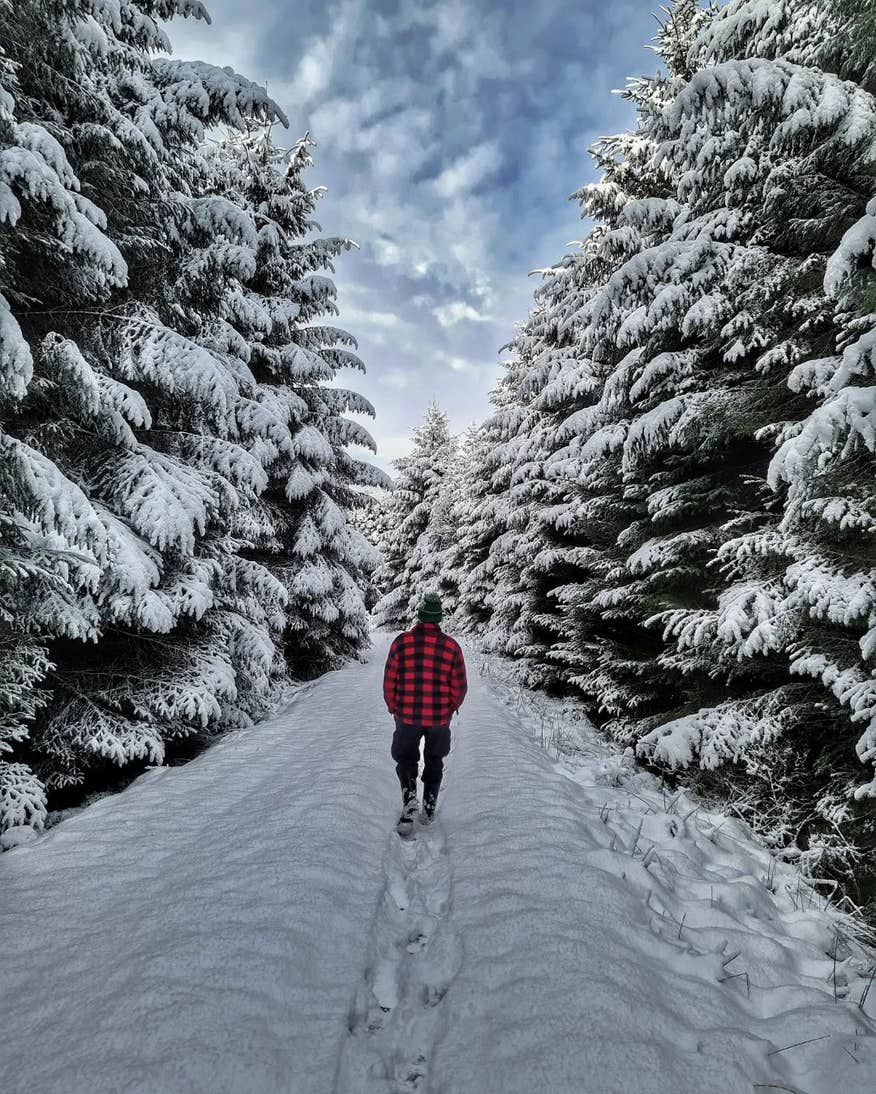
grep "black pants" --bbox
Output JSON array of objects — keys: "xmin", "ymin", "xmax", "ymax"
[{"xmin": 391, "ymin": 720, "xmax": 451, "ymax": 800}]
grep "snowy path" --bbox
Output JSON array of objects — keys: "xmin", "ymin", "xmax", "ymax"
[
  {"xmin": 1, "ymin": 635, "xmax": 874, "ymax": 1094},
  {"xmin": 334, "ymin": 817, "xmax": 461, "ymax": 1092},
  {"xmin": 0, "ymin": 662, "xmax": 400, "ymax": 1094}
]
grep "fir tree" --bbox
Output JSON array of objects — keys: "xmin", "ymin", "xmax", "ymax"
[
  {"xmin": 349, "ymin": 489, "xmax": 391, "ymax": 550},
  {"xmin": 349, "ymin": 489, "xmax": 391, "ymax": 609},
  {"xmin": 452, "ymin": 0, "xmax": 876, "ymax": 894},
  {"xmin": 202, "ymin": 127, "xmax": 387, "ymax": 673},
  {"xmin": 3, "ymin": 0, "xmax": 285, "ymax": 799},
  {"xmin": 373, "ymin": 402, "xmax": 456, "ymax": 629},
  {"xmin": 0, "ymin": 1, "xmax": 382, "ymax": 835},
  {"xmin": 632, "ymin": 0, "xmax": 876, "ymax": 882}
]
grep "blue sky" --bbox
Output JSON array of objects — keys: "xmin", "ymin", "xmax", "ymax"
[{"xmin": 167, "ymin": 0, "xmax": 659, "ymax": 472}]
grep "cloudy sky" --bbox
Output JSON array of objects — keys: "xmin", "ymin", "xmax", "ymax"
[{"xmin": 167, "ymin": 0, "xmax": 659, "ymax": 472}]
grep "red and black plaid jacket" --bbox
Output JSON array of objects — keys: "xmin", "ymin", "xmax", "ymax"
[{"xmin": 383, "ymin": 622, "xmax": 468, "ymax": 727}]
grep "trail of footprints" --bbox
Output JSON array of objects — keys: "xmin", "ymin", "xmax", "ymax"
[{"xmin": 334, "ymin": 819, "xmax": 463, "ymax": 1093}]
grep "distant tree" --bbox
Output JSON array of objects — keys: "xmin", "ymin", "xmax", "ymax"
[
  {"xmin": 373, "ymin": 402, "xmax": 456, "ymax": 630},
  {"xmin": 349, "ymin": 490, "xmax": 391, "ymax": 550},
  {"xmin": 349, "ymin": 489, "xmax": 391, "ymax": 609}
]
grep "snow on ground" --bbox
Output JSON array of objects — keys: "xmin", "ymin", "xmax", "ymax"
[
  {"xmin": 1, "ymin": 634, "xmax": 874, "ymax": 1094},
  {"xmin": 0, "ymin": 669, "xmax": 399, "ymax": 1094}
]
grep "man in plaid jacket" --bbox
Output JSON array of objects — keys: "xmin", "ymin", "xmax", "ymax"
[{"xmin": 383, "ymin": 592, "xmax": 467, "ymax": 829}]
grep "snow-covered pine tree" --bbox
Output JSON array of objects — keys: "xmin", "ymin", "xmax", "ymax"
[
  {"xmin": 447, "ymin": 328, "xmax": 552, "ymax": 659},
  {"xmin": 200, "ymin": 127, "xmax": 386, "ymax": 673},
  {"xmin": 476, "ymin": 284, "xmax": 597, "ymax": 685},
  {"xmin": 0, "ymin": 0, "xmax": 336, "ymax": 830},
  {"xmin": 403, "ymin": 428, "xmax": 472, "ymax": 619},
  {"xmin": 749, "ymin": 199, "xmax": 876, "ymax": 871},
  {"xmin": 373, "ymin": 402, "xmax": 456, "ymax": 629},
  {"xmin": 348, "ymin": 489, "xmax": 390, "ymax": 609},
  {"xmin": 539, "ymin": 2, "xmax": 780, "ymax": 739},
  {"xmin": 623, "ymin": 0, "xmax": 876, "ymax": 883},
  {"xmin": 350, "ymin": 489, "xmax": 391, "ymax": 550},
  {"xmin": 0, "ymin": 2, "xmax": 130, "ymax": 832},
  {"xmin": 457, "ymin": 3, "xmax": 706, "ymax": 700},
  {"xmin": 454, "ymin": 0, "xmax": 876, "ymax": 893},
  {"xmin": 442, "ymin": 419, "xmax": 507, "ymax": 634},
  {"xmin": 828, "ymin": 0, "xmax": 876, "ymax": 90},
  {"xmin": 642, "ymin": 0, "xmax": 875, "ymax": 875},
  {"xmin": 434, "ymin": 425, "xmax": 493, "ymax": 628}
]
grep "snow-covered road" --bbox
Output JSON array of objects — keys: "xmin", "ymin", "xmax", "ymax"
[{"xmin": 1, "ymin": 635, "xmax": 874, "ymax": 1094}]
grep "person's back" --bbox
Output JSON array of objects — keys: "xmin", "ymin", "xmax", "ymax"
[
  {"xmin": 383, "ymin": 618, "xmax": 466, "ymax": 729},
  {"xmin": 383, "ymin": 593, "xmax": 467, "ymax": 832}
]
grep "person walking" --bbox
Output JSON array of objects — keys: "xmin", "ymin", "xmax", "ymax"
[{"xmin": 382, "ymin": 593, "xmax": 468, "ymax": 834}]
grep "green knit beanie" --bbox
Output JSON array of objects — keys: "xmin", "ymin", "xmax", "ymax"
[{"xmin": 417, "ymin": 592, "xmax": 443, "ymax": 623}]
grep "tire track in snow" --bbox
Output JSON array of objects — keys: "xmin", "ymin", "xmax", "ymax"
[{"xmin": 333, "ymin": 818, "xmax": 463, "ymax": 1093}]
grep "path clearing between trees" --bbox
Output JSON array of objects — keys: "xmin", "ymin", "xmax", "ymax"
[{"xmin": 1, "ymin": 635, "xmax": 874, "ymax": 1094}]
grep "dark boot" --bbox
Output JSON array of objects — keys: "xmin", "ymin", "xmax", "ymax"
[
  {"xmin": 421, "ymin": 789, "xmax": 438, "ymax": 823},
  {"xmin": 397, "ymin": 787, "xmax": 417, "ymax": 835}
]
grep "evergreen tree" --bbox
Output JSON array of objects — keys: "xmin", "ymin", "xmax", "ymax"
[
  {"xmin": 453, "ymin": 0, "xmax": 876, "ymax": 893},
  {"xmin": 0, "ymin": 4, "xmax": 128, "ymax": 831},
  {"xmin": 203, "ymin": 128, "xmax": 386, "ymax": 673},
  {"xmin": 436, "ymin": 426, "xmax": 493, "ymax": 627},
  {"xmin": 457, "ymin": 1, "xmax": 705, "ymax": 696},
  {"xmin": 0, "ymin": 2, "xmax": 382, "ymax": 835},
  {"xmin": 448, "ymin": 331, "xmax": 554, "ymax": 664},
  {"xmin": 349, "ymin": 490, "xmax": 390, "ymax": 550},
  {"xmin": 631, "ymin": 0, "xmax": 876, "ymax": 881},
  {"xmin": 829, "ymin": 0, "xmax": 876, "ymax": 89},
  {"xmin": 3, "ymin": 0, "xmax": 285, "ymax": 802},
  {"xmin": 349, "ymin": 489, "xmax": 390, "ymax": 610},
  {"xmin": 373, "ymin": 403, "xmax": 455, "ymax": 629}
]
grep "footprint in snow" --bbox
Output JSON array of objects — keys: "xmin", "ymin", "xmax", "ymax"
[{"xmin": 333, "ymin": 820, "xmax": 460, "ymax": 1094}]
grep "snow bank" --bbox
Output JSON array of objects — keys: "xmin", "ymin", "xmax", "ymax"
[{"xmin": 474, "ymin": 655, "xmax": 875, "ymax": 1093}]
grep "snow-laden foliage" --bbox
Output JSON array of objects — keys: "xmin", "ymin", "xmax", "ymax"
[
  {"xmin": 434, "ymin": 0, "xmax": 876, "ymax": 905},
  {"xmin": 350, "ymin": 490, "xmax": 391, "ymax": 550},
  {"xmin": 0, "ymin": 1, "xmax": 382, "ymax": 835},
  {"xmin": 202, "ymin": 128, "xmax": 387, "ymax": 670},
  {"xmin": 373, "ymin": 403, "xmax": 456, "ymax": 629},
  {"xmin": 758, "ymin": 196, "xmax": 876, "ymax": 805},
  {"xmin": 349, "ymin": 489, "xmax": 391, "ymax": 610}
]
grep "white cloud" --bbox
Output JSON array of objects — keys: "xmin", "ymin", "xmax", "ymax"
[
  {"xmin": 162, "ymin": 0, "xmax": 654, "ymax": 462},
  {"xmin": 342, "ymin": 307, "xmax": 406, "ymax": 330},
  {"xmin": 433, "ymin": 301, "xmax": 490, "ymax": 327},
  {"xmin": 284, "ymin": 0, "xmax": 363, "ymax": 101},
  {"xmin": 446, "ymin": 355, "xmax": 480, "ymax": 374},
  {"xmin": 432, "ymin": 140, "xmax": 502, "ymax": 199},
  {"xmin": 432, "ymin": 0, "xmax": 471, "ymax": 50},
  {"xmin": 379, "ymin": 368, "xmax": 414, "ymax": 389},
  {"xmin": 289, "ymin": 42, "xmax": 333, "ymax": 100}
]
